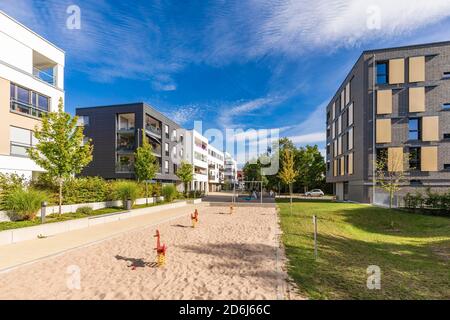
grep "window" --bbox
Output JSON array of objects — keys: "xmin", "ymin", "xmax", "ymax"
[
  {"xmin": 444, "ymin": 133, "xmax": 450, "ymax": 140},
  {"xmin": 164, "ymin": 160, "xmax": 169, "ymax": 173},
  {"xmin": 327, "ymin": 144, "xmax": 330, "ymax": 155},
  {"xmin": 410, "ymin": 180, "xmax": 423, "ymax": 186},
  {"xmin": 443, "ymin": 72, "xmax": 450, "ymax": 79},
  {"xmin": 442, "ymin": 103, "xmax": 450, "ymax": 110},
  {"xmin": 409, "ymin": 147, "xmax": 421, "ymax": 171},
  {"xmin": 347, "ymin": 128, "xmax": 354, "ymax": 150},
  {"xmin": 10, "ymin": 83, "xmax": 50, "ymax": 118},
  {"xmin": 377, "ymin": 62, "xmax": 389, "ymax": 85},
  {"xmin": 172, "ymin": 129, "xmax": 177, "ymax": 141},
  {"xmin": 444, "ymin": 164, "xmax": 450, "ymax": 170},
  {"xmin": 338, "ymin": 116, "xmax": 342, "ymax": 135},
  {"xmin": 408, "ymin": 118, "xmax": 421, "ymax": 140},
  {"xmin": 327, "ymin": 128, "xmax": 331, "ymax": 138},
  {"xmin": 77, "ymin": 115, "xmax": 89, "ymax": 126},
  {"xmin": 377, "ymin": 148, "xmax": 388, "ymax": 170},
  {"xmin": 165, "ymin": 143, "xmax": 169, "ymax": 156},
  {"xmin": 164, "ymin": 125, "xmax": 169, "ymax": 138},
  {"xmin": 10, "ymin": 126, "xmax": 35, "ymax": 157}
]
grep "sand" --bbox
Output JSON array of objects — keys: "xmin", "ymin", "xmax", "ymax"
[{"xmin": 0, "ymin": 205, "xmax": 302, "ymax": 300}]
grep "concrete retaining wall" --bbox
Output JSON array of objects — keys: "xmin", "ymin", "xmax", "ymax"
[
  {"xmin": 0, "ymin": 199, "xmax": 199, "ymax": 246},
  {"xmin": 0, "ymin": 196, "xmax": 165, "ymax": 222}
]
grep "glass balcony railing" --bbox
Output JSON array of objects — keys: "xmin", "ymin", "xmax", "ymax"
[
  {"xmin": 33, "ymin": 67, "xmax": 55, "ymax": 86},
  {"xmin": 116, "ymin": 144, "xmax": 135, "ymax": 152},
  {"xmin": 10, "ymin": 100, "xmax": 48, "ymax": 118},
  {"xmin": 146, "ymin": 124, "xmax": 162, "ymax": 136},
  {"xmin": 116, "ymin": 163, "xmax": 134, "ymax": 173}
]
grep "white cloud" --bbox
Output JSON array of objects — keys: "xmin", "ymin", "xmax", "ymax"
[
  {"xmin": 164, "ymin": 105, "xmax": 203, "ymax": 125},
  {"xmin": 289, "ymin": 132, "xmax": 327, "ymax": 144},
  {"xmin": 203, "ymin": 0, "xmax": 450, "ymax": 62}
]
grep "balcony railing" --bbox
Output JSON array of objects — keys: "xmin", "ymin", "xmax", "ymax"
[
  {"xmin": 10, "ymin": 100, "xmax": 48, "ymax": 118},
  {"xmin": 33, "ymin": 67, "xmax": 55, "ymax": 86},
  {"xmin": 116, "ymin": 163, "xmax": 134, "ymax": 173},
  {"xmin": 116, "ymin": 144, "xmax": 135, "ymax": 152},
  {"xmin": 146, "ymin": 124, "xmax": 162, "ymax": 136}
]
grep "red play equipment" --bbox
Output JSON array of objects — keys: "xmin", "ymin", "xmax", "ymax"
[
  {"xmin": 191, "ymin": 209, "xmax": 199, "ymax": 228},
  {"xmin": 154, "ymin": 229, "xmax": 167, "ymax": 267}
]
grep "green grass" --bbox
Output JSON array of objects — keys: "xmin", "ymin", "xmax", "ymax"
[{"xmin": 277, "ymin": 199, "xmax": 450, "ymax": 300}]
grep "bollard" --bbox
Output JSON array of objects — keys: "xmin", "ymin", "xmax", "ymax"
[{"xmin": 41, "ymin": 201, "xmax": 47, "ymax": 224}]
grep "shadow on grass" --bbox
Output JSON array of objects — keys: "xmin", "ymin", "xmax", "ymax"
[{"xmin": 284, "ymin": 233, "xmax": 450, "ymax": 300}]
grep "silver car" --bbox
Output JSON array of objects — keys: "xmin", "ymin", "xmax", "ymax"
[{"xmin": 305, "ymin": 189, "xmax": 325, "ymax": 197}]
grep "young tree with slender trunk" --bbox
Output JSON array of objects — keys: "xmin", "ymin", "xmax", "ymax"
[
  {"xmin": 134, "ymin": 131, "xmax": 159, "ymax": 205},
  {"xmin": 28, "ymin": 98, "xmax": 93, "ymax": 214},
  {"xmin": 278, "ymin": 148, "xmax": 298, "ymax": 209},
  {"xmin": 176, "ymin": 161, "xmax": 194, "ymax": 197},
  {"xmin": 376, "ymin": 149, "xmax": 406, "ymax": 208}
]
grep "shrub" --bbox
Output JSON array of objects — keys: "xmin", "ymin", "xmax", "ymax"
[
  {"xmin": 152, "ymin": 183, "xmax": 162, "ymax": 197},
  {"xmin": 0, "ymin": 173, "xmax": 28, "ymax": 210},
  {"xmin": 162, "ymin": 184, "xmax": 177, "ymax": 202},
  {"xmin": 76, "ymin": 206, "xmax": 93, "ymax": 215},
  {"xmin": 188, "ymin": 190, "xmax": 204, "ymax": 199},
  {"xmin": 63, "ymin": 177, "xmax": 112, "ymax": 204},
  {"xmin": 4, "ymin": 188, "xmax": 47, "ymax": 221},
  {"xmin": 113, "ymin": 181, "xmax": 141, "ymax": 208}
]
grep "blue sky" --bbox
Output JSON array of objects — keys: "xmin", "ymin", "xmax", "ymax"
[{"xmin": 2, "ymin": 0, "xmax": 450, "ymax": 163}]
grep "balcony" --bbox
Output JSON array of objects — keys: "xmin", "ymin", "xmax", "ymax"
[
  {"xmin": 145, "ymin": 124, "xmax": 162, "ymax": 137},
  {"xmin": 116, "ymin": 163, "xmax": 134, "ymax": 173},
  {"xmin": 33, "ymin": 67, "xmax": 55, "ymax": 86},
  {"xmin": 33, "ymin": 51, "xmax": 57, "ymax": 86},
  {"xmin": 10, "ymin": 100, "xmax": 48, "ymax": 118},
  {"xmin": 116, "ymin": 143, "xmax": 135, "ymax": 153}
]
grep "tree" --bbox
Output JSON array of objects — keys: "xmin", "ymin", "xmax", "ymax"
[
  {"xmin": 296, "ymin": 145, "xmax": 326, "ymax": 193},
  {"xmin": 376, "ymin": 149, "xmax": 406, "ymax": 208},
  {"xmin": 278, "ymin": 148, "xmax": 298, "ymax": 208},
  {"xmin": 134, "ymin": 132, "xmax": 158, "ymax": 205},
  {"xmin": 28, "ymin": 98, "xmax": 93, "ymax": 214},
  {"xmin": 176, "ymin": 161, "xmax": 194, "ymax": 196}
]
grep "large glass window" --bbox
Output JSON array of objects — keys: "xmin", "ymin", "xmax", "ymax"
[
  {"xmin": 377, "ymin": 62, "xmax": 389, "ymax": 85},
  {"xmin": 408, "ymin": 118, "xmax": 421, "ymax": 140},
  {"xmin": 10, "ymin": 83, "xmax": 50, "ymax": 117},
  {"xmin": 409, "ymin": 147, "xmax": 421, "ymax": 171},
  {"xmin": 10, "ymin": 126, "xmax": 35, "ymax": 157},
  {"xmin": 376, "ymin": 148, "xmax": 388, "ymax": 170}
]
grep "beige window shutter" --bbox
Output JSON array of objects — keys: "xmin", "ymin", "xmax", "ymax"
[
  {"xmin": 345, "ymin": 82, "xmax": 350, "ymax": 105},
  {"xmin": 388, "ymin": 147, "xmax": 404, "ymax": 172},
  {"xmin": 333, "ymin": 160, "xmax": 338, "ymax": 177},
  {"xmin": 422, "ymin": 116, "xmax": 439, "ymax": 141},
  {"xmin": 348, "ymin": 153, "xmax": 354, "ymax": 175},
  {"xmin": 389, "ymin": 58, "xmax": 405, "ymax": 84},
  {"xmin": 409, "ymin": 87, "xmax": 425, "ymax": 112},
  {"xmin": 340, "ymin": 157, "xmax": 345, "ymax": 176},
  {"xmin": 421, "ymin": 146, "xmax": 438, "ymax": 171},
  {"xmin": 338, "ymin": 136, "xmax": 342, "ymax": 155},
  {"xmin": 409, "ymin": 56, "xmax": 425, "ymax": 83},
  {"xmin": 341, "ymin": 91, "xmax": 345, "ymax": 110},
  {"xmin": 377, "ymin": 89, "xmax": 392, "ymax": 114},
  {"xmin": 376, "ymin": 119, "xmax": 391, "ymax": 143},
  {"xmin": 348, "ymin": 103, "xmax": 353, "ymax": 125}
]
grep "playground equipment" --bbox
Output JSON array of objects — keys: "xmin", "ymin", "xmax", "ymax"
[
  {"xmin": 191, "ymin": 209, "xmax": 199, "ymax": 228},
  {"xmin": 154, "ymin": 229, "xmax": 167, "ymax": 267}
]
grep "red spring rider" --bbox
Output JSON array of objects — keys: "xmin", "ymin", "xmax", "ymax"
[
  {"xmin": 154, "ymin": 229, "xmax": 167, "ymax": 267},
  {"xmin": 191, "ymin": 209, "xmax": 199, "ymax": 228}
]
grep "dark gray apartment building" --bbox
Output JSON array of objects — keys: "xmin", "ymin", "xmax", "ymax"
[
  {"xmin": 326, "ymin": 41, "xmax": 450, "ymax": 204},
  {"xmin": 76, "ymin": 103, "xmax": 183, "ymax": 183}
]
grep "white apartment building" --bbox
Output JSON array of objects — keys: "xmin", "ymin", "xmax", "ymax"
[
  {"xmin": 207, "ymin": 145, "xmax": 224, "ymax": 192},
  {"xmin": 224, "ymin": 152, "xmax": 237, "ymax": 185},
  {"xmin": 183, "ymin": 129, "xmax": 209, "ymax": 192},
  {"xmin": 0, "ymin": 11, "xmax": 65, "ymax": 179}
]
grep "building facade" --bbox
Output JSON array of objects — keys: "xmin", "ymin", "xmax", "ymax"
[
  {"xmin": 0, "ymin": 11, "xmax": 65, "ymax": 180},
  {"xmin": 326, "ymin": 41, "xmax": 450, "ymax": 204},
  {"xmin": 76, "ymin": 103, "xmax": 182, "ymax": 184},
  {"xmin": 207, "ymin": 145, "xmax": 224, "ymax": 192},
  {"xmin": 183, "ymin": 129, "xmax": 209, "ymax": 192},
  {"xmin": 224, "ymin": 152, "xmax": 238, "ymax": 186}
]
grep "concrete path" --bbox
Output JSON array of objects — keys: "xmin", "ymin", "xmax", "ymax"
[{"xmin": 0, "ymin": 203, "xmax": 201, "ymax": 273}]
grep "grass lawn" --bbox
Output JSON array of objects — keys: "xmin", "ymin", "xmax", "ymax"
[{"xmin": 277, "ymin": 199, "xmax": 450, "ymax": 300}]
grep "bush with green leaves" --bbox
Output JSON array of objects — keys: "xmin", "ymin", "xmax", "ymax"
[
  {"xmin": 403, "ymin": 189, "xmax": 450, "ymax": 215},
  {"xmin": 76, "ymin": 206, "xmax": 94, "ymax": 215},
  {"xmin": 113, "ymin": 181, "xmax": 141, "ymax": 208},
  {"xmin": 4, "ymin": 188, "xmax": 47, "ymax": 221},
  {"xmin": 63, "ymin": 177, "xmax": 112, "ymax": 204},
  {"xmin": 0, "ymin": 173, "xmax": 28, "ymax": 210},
  {"xmin": 162, "ymin": 184, "xmax": 177, "ymax": 202}
]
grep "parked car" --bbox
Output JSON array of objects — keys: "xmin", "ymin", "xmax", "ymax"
[{"xmin": 305, "ymin": 189, "xmax": 325, "ymax": 197}]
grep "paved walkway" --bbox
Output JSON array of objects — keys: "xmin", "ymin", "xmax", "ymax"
[{"xmin": 0, "ymin": 204, "xmax": 200, "ymax": 272}]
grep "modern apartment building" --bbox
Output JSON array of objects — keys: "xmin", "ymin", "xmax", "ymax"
[
  {"xmin": 207, "ymin": 145, "xmax": 224, "ymax": 192},
  {"xmin": 76, "ymin": 103, "xmax": 182, "ymax": 185},
  {"xmin": 0, "ymin": 11, "xmax": 65, "ymax": 180},
  {"xmin": 183, "ymin": 129, "xmax": 209, "ymax": 192},
  {"xmin": 326, "ymin": 41, "xmax": 450, "ymax": 204},
  {"xmin": 224, "ymin": 152, "xmax": 238, "ymax": 185}
]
